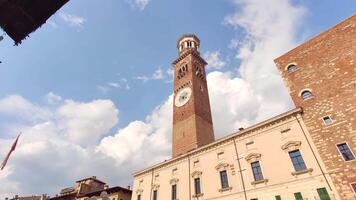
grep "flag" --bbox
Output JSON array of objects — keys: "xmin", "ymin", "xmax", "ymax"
[{"xmin": 1, "ymin": 133, "xmax": 21, "ymax": 170}]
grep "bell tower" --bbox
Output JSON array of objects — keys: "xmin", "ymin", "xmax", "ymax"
[{"xmin": 172, "ymin": 34, "xmax": 215, "ymax": 157}]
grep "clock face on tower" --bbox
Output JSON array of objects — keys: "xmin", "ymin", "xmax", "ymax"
[{"xmin": 174, "ymin": 87, "xmax": 192, "ymax": 107}]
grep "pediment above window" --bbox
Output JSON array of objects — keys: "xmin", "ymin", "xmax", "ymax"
[
  {"xmin": 136, "ymin": 189, "xmax": 143, "ymax": 194},
  {"xmin": 170, "ymin": 178, "xmax": 179, "ymax": 185},
  {"xmin": 281, "ymin": 141, "xmax": 302, "ymax": 152},
  {"xmin": 245, "ymin": 153, "xmax": 262, "ymax": 163},
  {"xmin": 215, "ymin": 163, "xmax": 229, "ymax": 170},
  {"xmin": 191, "ymin": 170, "xmax": 202, "ymax": 178},
  {"xmin": 151, "ymin": 184, "xmax": 160, "ymax": 190}
]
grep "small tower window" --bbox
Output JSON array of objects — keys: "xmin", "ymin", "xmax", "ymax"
[
  {"xmin": 287, "ymin": 64, "xmax": 297, "ymax": 73},
  {"xmin": 322, "ymin": 116, "xmax": 333, "ymax": 125},
  {"xmin": 301, "ymin": 90, "xmax": 312, "ymax": 100}
]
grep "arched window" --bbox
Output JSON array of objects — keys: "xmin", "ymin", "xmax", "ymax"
[
  {"xmin": 287, "ymin": 64, "xmax": 297, "ymax": 73},
  {"xmin": 301, "ymin": 90, "xmax": 312, "ymax": 100}
]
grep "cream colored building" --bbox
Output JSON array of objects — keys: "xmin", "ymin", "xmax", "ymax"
[
  {"xmin": 132, "ymin": 108, "xmax": 340, "ymax": 200},
  {"xmin": 131, "ymin": 32, "xmax": 346, "ymax": 200}
]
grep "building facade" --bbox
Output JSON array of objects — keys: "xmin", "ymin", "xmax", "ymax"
[
  {"xmin": 132, "ymin": 108, "xmax": 340, "ymax": 200},
  {"xmin": 49, "ymin": 176, "xmax": 132, "ymax": 200},
  {"xmin": 274, "ymin": 14, "xmax": 356, "ymax": 199},
  {"xmin": 132, "ymin": 15, "xmax": 355, "ymax": 200}
]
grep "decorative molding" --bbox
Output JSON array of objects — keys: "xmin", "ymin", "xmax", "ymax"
[
  {"xmin": 251, "ymin": 179, "xmax": 268, "ymax": 185},
  {"xmin": 135, "ymin": 189, "xmax": 143, "ymax": 194},
  {"xmin": 291, "ymin": 168, "xmax": 313, "ymax": 176},
  {"xmin": 215, "ymin": 163, "xmax": 229, "ymax": 170},
  {"xmin": 281, "ymin": 141, "xmax": 302, "ymax": 152},
  {"xmin": 169, "ymin": 178, "xmax": 179, "ymax": 185},
  {"xmin": 191, "ymin": 171, "xmax": 202, "ymax": 178},
  {"xmin": 151, "ymin": 184, "xmax": 160, "ymax": 190},
  {"xmin": 192, "ymin": 193, "xmax": 204, "ymax": 198},
  {"xmin": 280, "ymin": 128, "xmax": 291, "ymax": 133},
  {"xmin": 245, "ymin": 153, "xmax": 262, "ymax": 163},
  {"xmin": 219, "ymin": 187, "xmax": 232, "ymax": 193}
]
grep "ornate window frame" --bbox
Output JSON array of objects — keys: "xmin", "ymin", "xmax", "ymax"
[
  {"xmin": 191, "ymin": 171, "xmax": 203, "ymax": 198},
  {"xmin": 245, "ymin": 153, "xmax": 268, "ymax": 185},
  {"xmin": 215, "ymin": 163, "xmax": 232, "ymax": 192},
  {"xmin": 282, "ymin": 141, "xmax": 313, "ymax": 176}
]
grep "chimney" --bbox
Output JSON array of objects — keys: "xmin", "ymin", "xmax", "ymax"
[
  {"xmin": 104, "ymin": 184, "xmax": 109, "ymax": 189},
  {"xmin": 239, "ymin": 127, "xmax": 244, "ymax": 131},
  {"xmin": 127, "ymin": 186, "xmax": 131, "ymax": 190}
]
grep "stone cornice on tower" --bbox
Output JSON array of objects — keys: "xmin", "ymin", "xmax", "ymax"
[{"xmin": 172, "ymin": 49, "xmax": 207, "ymax": 65}]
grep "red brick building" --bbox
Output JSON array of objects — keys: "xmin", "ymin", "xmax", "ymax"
[{"xmin": 275, "ymin": 14, "xmax": 356, "ymax": 199}]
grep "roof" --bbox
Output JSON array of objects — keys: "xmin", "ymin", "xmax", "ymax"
[
  {"xmin": 77, "ymin": 186, "xmax": 132, "ymax": 198},
  {"xmin": 48, "ymin": 193, "xmax": 76, "ymax": 200},
  {"xmin": 0, "ymin": 0, "xmax": 70, "ymax": 45},
  {"xmin": 76, "ymin": 176, "xmax": 106, "ymax": 185},
  {"xmin": 133, "ymin": 107, "xmax": 303, "ymax": 176}
]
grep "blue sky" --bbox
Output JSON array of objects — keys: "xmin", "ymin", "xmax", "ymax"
[
  {"xmin": 0, "ymin": 0, "xmax": 354, "ymax": 129},
  {"xmin": 0, "ymin": 0, "xmax": 355, "ymax": 197}
]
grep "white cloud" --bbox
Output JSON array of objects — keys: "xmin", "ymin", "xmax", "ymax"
[
  {"xmin": 57, "ymin": 99, "xmax": 118, "ymax": 146},
  {"xmin": 97, "ymin": 85, "xmax": 111, "ymax": 94},
  {"xmin": 203, "ymin": 51, "xmax": 226, "ymax": 69},
  {"xmin": 0, "ymin": 95, "xmax": 52, "ymax": 122},
  {"xmin": 59, "ymin": 13, "xmax": 85, "ymax": 28},
  {"xmin": 108, "ymin": 82, "xmax": 120, "ymax": 88},
  {"xmin": 126, "ymin": 0, "xmax": 150, "ymax": 11},
  {"xmin": 136, "ymin": 67, "xmax": 164, "ymax": 82},
  {"xmin": 45, "ymin": 92, "xmax": 62, "ymax": 105},
  {"xmin": 0, "ymin": 95, "xmax": 121, "ymax": 198}
]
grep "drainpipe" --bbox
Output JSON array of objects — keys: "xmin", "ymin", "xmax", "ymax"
[
  {"xmin": 233, "ymin": 138, "xmax": 248, "ymax": 200},
  {"xmin": 188, "ymin": 155, "xmax": 192, "ymax": 200},
  {"xmin": 150, "ymin": 169, "xmax": 154, "ymax": 200}
]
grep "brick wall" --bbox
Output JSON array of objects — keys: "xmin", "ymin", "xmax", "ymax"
[{"xmin": 274, "ymin": 14, "xmax": 356, "ymax": 199}]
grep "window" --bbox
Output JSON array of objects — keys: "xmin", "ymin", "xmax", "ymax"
[
  {"xmin": 289, "ymin": 150, "xmax": 307, "ymax": 171},
  {"xmin": 301, "ymin": 90, "xmax": 312, "ymax": 100},
  {"xmin": 287, "ymin": 64, "xmax": 297, "ymax": 73},
  {"xmin": 317, "ymin": 187, "xmax": 331, "ymax": 200},
  {"xmin": 337, "ymin": 143, "xmax": 355, "ymax": 161},
  {"xmin": 322, "ymin": 116, "xmax": 333, "ymax": 125},
  {"xmin": 172, "ymin": 168, "xmax": 178, "ymax": 175},
  {"xmin": 294, "ymin": 192, "xmax": 303, "ymax": 200},
  {"xmin": 219, "ymin": 170, "xmax": 229, "ymax": 188},
  {"xmin": 350, "ymin": 182, "xmax": 356, "ymax": 194},
  {"xmin": 251, "ymin": 161, "xmax": 264, "ymax": 181},
  {"xmin": 171, "ymin": 184, "xmax": 177, "ymax": 200},
  {"xmin": 137, "ymin": 194, "xmax": 141, "ymax": 200},
  {"xmin": 275, "ymin": 195, "xmax": 281, "ymax": 200},
  {"xmin": 194, "ymin": 177, "xmax": 201, "ymax": 194},
  {"xmin": 217, "ymin": 152, "xmax": 224, "ymax": 159},
  {"xmin": 153, "ymin": 190, "xmax": 158, "ymax": 200}
]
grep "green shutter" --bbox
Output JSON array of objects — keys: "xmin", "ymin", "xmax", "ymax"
[
  {"xmin": 317, "ymin": 188, "xmax": 331, "ymax": 200},
  {"xmin": 275, "ymin": 195, "xmax": 281, "ymax": 200},
  {"xmin": 294, "ymin": 192, "xmax": 303, "ymax": 200}
]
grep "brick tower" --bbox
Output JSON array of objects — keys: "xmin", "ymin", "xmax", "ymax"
[
  {"xmin": 275, "ymin": 15, "xmax": 356, "ymax": 199},
  {"xmin": 171, "ymin": 34, "xmax": 215, "ymax": 157}
]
